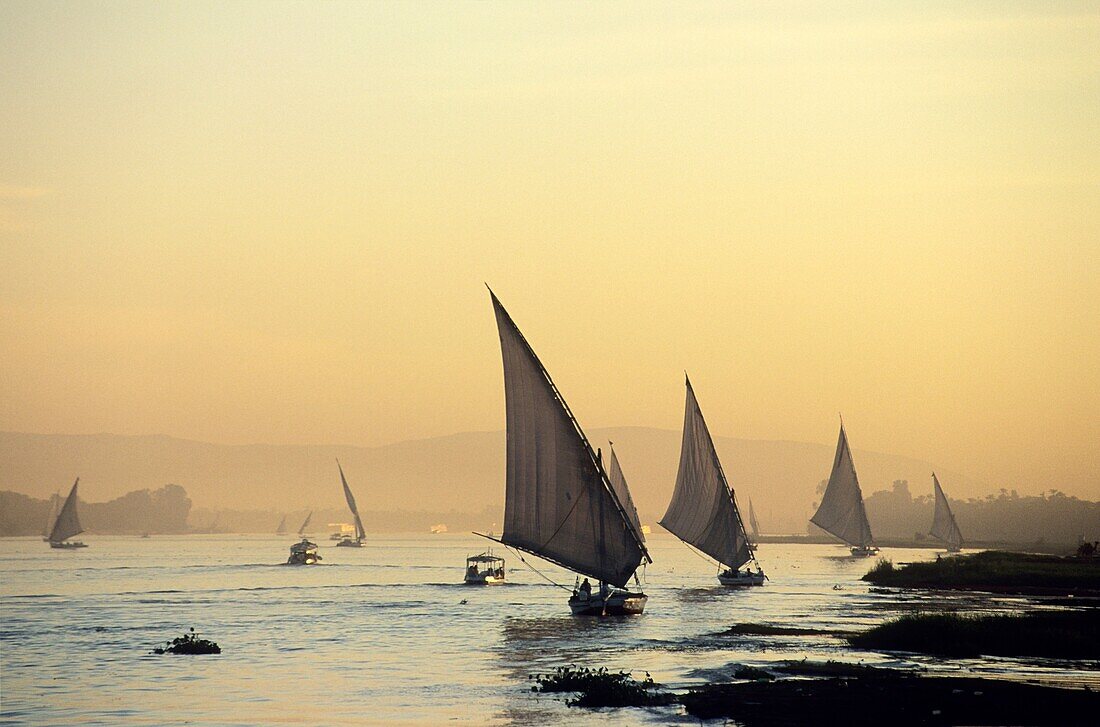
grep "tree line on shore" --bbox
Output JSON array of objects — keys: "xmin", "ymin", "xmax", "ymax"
[
  {"xmin": 858, "ymin": 479, "xmax": 1099, "ymax": 545},
  {"xmin": 2, "ymin": 479, "xmax": 1097, "ymax": 544}
]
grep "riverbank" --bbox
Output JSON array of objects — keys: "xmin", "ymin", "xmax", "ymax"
[
  {"xmin": 680, "ymin": 668, "xmax": 1099, "ymax": 726},
  {"xmin": 848, "ymin": 610, "xmax": 1100, "ymax": 658},
  {"xmin": 755, "ymin": 535, "xmax": 1083, "ymax": 555},
  {"xmin": 862, "ymin": 550, "xmax": 1100, "ymax": 595},
  {"xmin": 535, "ymin": 660, "xmax": 1100, "ymax": 725}
]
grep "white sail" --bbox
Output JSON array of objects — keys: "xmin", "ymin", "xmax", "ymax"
[
  {"xmin": 43, "ymin": 491, "xmax": 60, "ymax": 538},
  {"xmin": 490, "ymin": 291, "xmax": 649, "ymax": 588},
  {"xmin": 337, "ymin": 461, "xmax": 366, "ymax": 541},
  {"xmin": 930, "ymin": 473, "xmax": 963, "ymax": 550},
  {"xmin": 607, "ymin": 445, "xmax": 645, "ymax": 547},
  {"xmin": 298, "ymin": 511, "xmax": 313, "ymax": 536},
  {"xmin": 810, "ymin": 424, "xmax": 873, "ymax": 548},
  {"xmin": 748, "ymin": 498, "xmax": 761, "ymax": 541},
  {"xmin": 660, "ymin": 377, "xmax": 753, "ymax": 570},
  {"xmin": 49, "ymin": 478, "xmax": 84, "ymax": 543}
]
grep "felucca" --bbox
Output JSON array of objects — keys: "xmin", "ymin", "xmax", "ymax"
[
  {"xmin": 483, "ymin": 290, "xmax": 651, "ymax": 615},
  {"xmin": 811, "ymin": 422, "xmax": 878, "ymax": 556},
  {"xmin": 929, "ymin": 473, "xmax": 964, "ymax": 553},
  {"xmin": 275, "ymin": 514, "xmax": 287, "ymax": 536},
  {"xmin": 748, "ymin": 498, "xmax": 761, "ymax": 546},
  {"xmin": 660, "ymin": 377, "xmax": 765, "ymax": 586},
  {"xmin": 335, "ymin": 461, "xmax": 366, "ymax": 547},
  {"xmin": 48, "ymin": 478, "xmax": 88, "ymax": 549}
]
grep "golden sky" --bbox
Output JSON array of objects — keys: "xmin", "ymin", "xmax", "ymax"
[{"xmin": 1, "ymin": 2, "xmax": 1097, "ymax": 496}]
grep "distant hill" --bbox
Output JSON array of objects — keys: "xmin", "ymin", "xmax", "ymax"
[{"xmin": 0, "ymin": 429, "xmax": 986, "ymax": 534}]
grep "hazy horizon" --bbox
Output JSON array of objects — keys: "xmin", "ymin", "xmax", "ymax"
[{"xmin": 3, "ymin": 2, "xmax": 1098, "ymax": 498}]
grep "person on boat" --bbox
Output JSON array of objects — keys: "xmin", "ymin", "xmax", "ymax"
[
  {"xmin": 467, "ymin": 563, "xmax": 478, "ymax": 577},
  {"xmin": 579, "ymin": 578, "xmax": 591, "ymax": 599}
]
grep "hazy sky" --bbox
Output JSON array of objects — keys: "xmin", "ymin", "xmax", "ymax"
[{"xmin": 1, "ymin": 2, "xmax": 1097, "ymax": 497}]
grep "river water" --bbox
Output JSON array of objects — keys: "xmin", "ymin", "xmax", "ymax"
[{"xmin": 1, "ymin": 535, "xmax": 1095, "ymax": 725}]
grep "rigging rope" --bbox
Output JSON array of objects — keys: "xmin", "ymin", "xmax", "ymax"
[
  {"xmin": 499, "ymin": 542, "xmax": 574, "ymax": 593},
  {"xmin": 683, "ymin": 541, "xmax": 724, "ymax": 571}
]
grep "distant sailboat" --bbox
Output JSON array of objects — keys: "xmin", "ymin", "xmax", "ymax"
[
  {"xmin": 482, "ymin": 290, "xmax": 651, "ymax": 615},
  {"xmin": 297, "ymin": 511, "xmax": 313, "ymax": 536},
  {"xmin": 275, "ymin": 515, "xmax": 287, "ymax": 536},
  {"xmin": 748, "ymin": 498, "xmax": 761, "ymax": 545},
  {"xmin": 48, "ymin": 478, "xmax": 88, "ymax": 549},
  {"xmin": 208, "ymin": 514, "xmax": 224, "ymax": 534},
  {"xmin": 811, "ymin": 422, "xmax": 878, "ymax": 556},
  {"xmin": 660, "ymin": 377, "xmax": 765, "ymax": 586},
  {"xmin": 930, "ymin": 473, "xmax": 963, "ymax": 553},
  {"xmin": 335, "ymin": 461, "xmax": 366, "ymax": 547},
  {"xmin": 41, "ymin": 490, "xmax": 60, "ymax": 542}
]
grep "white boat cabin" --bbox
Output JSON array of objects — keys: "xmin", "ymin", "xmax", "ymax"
[{"xmin": 464, "ymin": 551, "xmax": 505, "ymax": 585}]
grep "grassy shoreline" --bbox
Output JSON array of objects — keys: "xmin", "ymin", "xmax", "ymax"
[
  {"xmin": 533, "ymin": 660, "xmax": 1100, "ymax": 725},
  {"xmin": 849, "ymin": 610, "xmax": 1100, "ymax": 659},
  {"xmin": 680, "ymin": 672, "xmax": 1099, "ymax": 725},
  {"xmin": 862, "ymin": 550, "xmax": 1100, "ymax": 595}
]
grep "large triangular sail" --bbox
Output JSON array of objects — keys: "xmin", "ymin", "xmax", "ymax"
[
  {"xmin": 660, "ymin": 378, "xmax": 753, "ymax": 570},
  {"xmin": 337, "ymin": 461, "xmax": 366, "ymax": 541},
  {"xmin": 810, "ymin": 424, "xmax": 873, "ymax": 548},
  {"xmin": 607, "ymin": 444, "xmax": 645, "ymax": 548},
  {"xmin": 490, "ymin": 291, "xmax": 649, "ymax": 588},
  {"xmin": 43, "ymin": 491, "xmax": 60, "ymax": 538},
  {"xmin": 930, "ymin": 473, "xmax": 963, "ymax": 550},
  {"xmin": 298, "ymin": 511, "xmax": 313, "ymax": 536},
  {"xmin": 49, "ymin": 478, "xmax": 84, "ymax": 543}
]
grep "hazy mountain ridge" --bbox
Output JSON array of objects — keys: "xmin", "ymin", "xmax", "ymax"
[{"xmin": 0, "ymin": 428, "xmax": 1003, "ymax": 534}]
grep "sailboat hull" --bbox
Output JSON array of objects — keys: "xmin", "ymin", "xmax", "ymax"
[
  {"xmin": 850, "ymin": 545, "xmax": 880, "ymax": 557},
  {"xmin": 568, "ymin": 591, "xmax": 647, "ymax": 616},
  {"xmin": 335, "ymin": 539, "xmax": 363, "ymax": 548},
  {"xmin": 463, "ymin": 573, "xmax": 505, "ymax": 585},
  {"xmin": 718, "ymin": 571, "xmax": 766, "ymax": 587},
  {"xmin": 49, "ymin": 541, "xmax": 87, "ymax": 549}
]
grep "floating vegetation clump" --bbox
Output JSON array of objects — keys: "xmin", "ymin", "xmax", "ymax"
[
  {"xmin": 531, "ymin": 665, "xmax": 675, "ymax": 708},
  {"xmin": 721, "ymin": 623, "xmax": 836, "ymax": 637},
  {"xmin": 153, "ymin": 627, "xmax": 221, "ymax": 655},
  {"xmin": 775, "ymin": 659, "xmax": 902, "ymax": 678}
]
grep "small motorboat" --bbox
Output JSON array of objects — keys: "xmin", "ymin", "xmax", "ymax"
[
  {"xmin": 464, "ymin": 551, "xmax": 505, "ymax": 585},
  {"xmin": 568, "ymin": 581, "xmax": 647, "ymax": 616},
  {"xmin": 286, "ymin": 539, "xmax": 321, "ymax": 565},
  {"xmin": 718, "ymin": 567, "xmax": 766, "ymax": 587}
]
